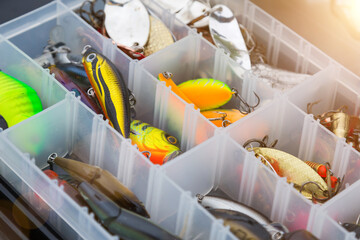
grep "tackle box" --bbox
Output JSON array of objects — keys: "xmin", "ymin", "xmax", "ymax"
[{"xmin": 0, "ymin": 0, "xmax": 359, "ymax": 239}]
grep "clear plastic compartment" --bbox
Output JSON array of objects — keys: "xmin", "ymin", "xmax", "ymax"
[
  {"xmin": 0, "ymin": 93, "xmax": 231, "ymax": 240},
  {"xmin": 0, "ymin": 36, "xmax": 66, "ymax": 131}
]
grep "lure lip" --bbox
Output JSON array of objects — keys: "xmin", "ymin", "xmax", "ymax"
[{"xmin": 163, "ymin": 150, "xmax": 182, "ymax": 163}]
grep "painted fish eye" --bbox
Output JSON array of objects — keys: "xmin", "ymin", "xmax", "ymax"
[
  {"xmin": 86, "ymin": 53, "xmax": 96, "ymax": 62},
  {"xmin": 166, "ymin": 135, "xmax": 178, "ymax": 145}
]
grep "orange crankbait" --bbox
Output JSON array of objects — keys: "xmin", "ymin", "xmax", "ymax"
[
  {"xmin": 158, "ymin": 72, "xmax": 198, "ymax": 109},
  {"xmin": 178, "ymin": 78, "xmax": 260, "ymax": 113},
  {"xmin": 201, "ymin": 109, "xmax": 246, "ymax": 127},
  {"xmin": 178, "ymin": 79, "xmax": 234, "ymax": 110}
]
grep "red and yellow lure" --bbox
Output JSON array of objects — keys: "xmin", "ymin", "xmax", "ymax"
[
  {"xmin": 130, "ymin": 120, "xmax": 182, "ymax": 165},
  {"xmin": 82, "ymin": 46, "xmax": 131, "ymax": 138}
]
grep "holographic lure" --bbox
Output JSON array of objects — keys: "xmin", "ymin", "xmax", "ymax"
[
  {"xmin": 130, "ymin": 120, "xmax": 182, "ymax": 165},
  {"xmin": 82, "ymin": 46, "xmax": 131, "ymax": 138},
  {"xmin": 0, "ymin": 71, "xmax": 42, "ymax": 129}
]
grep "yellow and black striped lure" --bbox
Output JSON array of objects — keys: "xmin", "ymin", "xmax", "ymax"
[{"xmin": 82, "ymin": 46, "xmax": 131, "ymax": 138}]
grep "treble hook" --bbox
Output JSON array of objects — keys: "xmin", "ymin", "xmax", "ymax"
[
  {"xmin": 243, "ymin": 135, "xmax": 278, "ymax": 149},
  {"xmin": 231, "ymin": 88, "xmax": 260, "ymax": 114}
]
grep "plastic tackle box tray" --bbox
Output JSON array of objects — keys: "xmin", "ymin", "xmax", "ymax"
[{"xmin": 0, "ymin": 0, "xmax": 359, "ymax": 239}]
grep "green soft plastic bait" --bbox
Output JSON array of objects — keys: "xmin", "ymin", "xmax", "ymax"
[{"xmin": 0, "ymin": 71, "xmax": 43, "ymax": 128}]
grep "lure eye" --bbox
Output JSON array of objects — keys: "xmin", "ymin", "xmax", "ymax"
[
  {"xmin": 166, "ymin": 135, "xmax": 177, "ymax": 145},
  {"xmin": 86, "ymin": 53, "xmax": 96, "ymax": 62}
]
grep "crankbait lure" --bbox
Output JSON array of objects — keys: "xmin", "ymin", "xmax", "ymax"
[
  {"xmin": 56, "ymin": 63, "xmax": 92, "ymax": 91},
  {"xmin": 308, "ymin": 101, "xmax": 360, "ymax": 152},
  {"xmin": 209, "ymin": 209, "xmax": 272, "ymax": 240},
  {"xmin": 178, "ymin": 78, "xmax": 259, "ymax": 112},
  {"xmin": 197, "ymin": 194, "xmax": 288, "ymax": 239},
  {"xmin": 78, "ymin": 181, "xmax": 181, "ymax": 240},
  {"xmin": 130, "ymin": 120, "xmax": 182, "ymax": 165},
  {"xmin": 82, "ymin": 45, "xmax": 131, "ymax": 138},
  {"xmin": 341, "ymin": 214, "xmax": 360, "ymax": 238},
  {"xmin": 158, "ymin": 72, "xmax": 198, "ymax": 109},
  {"xmin": 200, "ymin": 109, "xmax": 246, "ymax": 127},
  {"xmin": 244, "ymin": 137, "xmax": 342, "ymax": 202},
  {"xmin": 0, "ymin": 71, "xmax": 42, "ymax": 129},
  {"xmin": 49, "ymin": 155, "xmax": 150, "ymax": 218},
  {"xmin": 43, "ymin": 169, "xmax": 86, "ymax": 206},
  {"xmin": 49, "ymin": 66, "xmax": 102, "ymax": 115}
]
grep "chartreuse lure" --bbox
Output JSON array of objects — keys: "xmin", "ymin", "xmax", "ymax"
[
  {"xmin": 178, "ymin": 78, "xmax": 234, "ymax": 110},
  {"xmin": 0, "ymin": 71, "xmax": 42, "ymax": 129},
  {"xmin": 130, "ymin": 120, "xmax": 182, "ymax": 165},
  {"xmin": 82, "ymin": 46, "xmax": 131, "ymax": 138}
]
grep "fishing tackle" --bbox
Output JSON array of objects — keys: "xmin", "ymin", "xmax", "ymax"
[
  {"xmin": 308, "ymin": 101, "xmax": 360, "ymax": 152},
  {"xmin": 178, "ymin": 78, "xmax": 260, "ymax": 113},
  {"xmin": 158, "ymin": 72, "xmax": 198, "ymax": 109},
  {"xmin": 78, "ymin": 181, "xmax": 181, "ymax": 240},
  {"xmin": 208, "ymin": 209, "xmax": 272, "ymax": 240},
  {"xmin": 82, "ymin": 45, "xmax": 131, "ymax": 138},
  {"xmin": 341, "ymin": 214, "xmax": 360, "ymax": 238},
  {"xmin": 43, "ymin": 169, "xmax": 86, "ymax": 206},
  {"xmin": 305, "ymin": 161, "xmax": 338, "ymax": 188},
  {"xmin": 200, "ymin": 109, "xmax": 246, "ymax": 127},
  {"xmin": 130, "ymin": 120, "xmax": 182, "ymax": 165},
  {"xmin": 48, "ymin": 154, "xmax": 150, "ymax": 218},
  {"xmin": 0, "ymin": 71, "xmax": 43, "ymax": 128},
  {"xmin": 283, "ymin": 230, "xmax": 319, "ymax": 240},
  {"xmin": 56, "ymin": 63, "xmax": 92, "ymax": 91},
  {"xmin": 49, "ymin": 66, "xmax": 103, "ymax": 115},
  {"xmin": 244, "ymin": 136, "xmax": 342, "ymax": 202},
  {"xmin": 197, "ymin": 194, "xmax": 288, "ymax": 239}
]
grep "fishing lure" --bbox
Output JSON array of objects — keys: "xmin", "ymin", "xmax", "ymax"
[
  {"xmin": 304, "ymin": 161, "xmax": 338, "ymax": 188},
  {"xmin": 49, "ymin": 66, "xmax": 103, "ymax": 115},
  {"xmin": 208, "ymin": 209, "xmax": 272, "ymax": 240},
  {"xmin": 178, "ymin": 78, "xmax": 259, "ymax": 112},
  {"xmin": 197, "ymin": 194, "xmax": 287, "ymax": 239},
  {"xmin": 308, "ymin": 101, "xmax": 360, "ymax": 152},
  {"xmin": 49, "ymin": 155, "xmax": 150, "ymax": 218},
  {"xmin": 0, "ymin": 71, "xmax": 42, "ymax": 129},
  {"xmin": 56, "ymin": 63, "xmax": 92, "ymax": 91},
  {"xmin": 130, "ymin": 120, "xmax": 182, "ymax": 165},
  {"xmin": 78, "ymin": 181, "xmax": 181, "ymax": 240},
  {"xmin": 43, "ymin": 169, "xmax": 86, "ymax": 206},
  {"xmin": 82, "ymin": 45, "xmax": 131, "ymax": 138},
  {"xmin": 341, "ymin": 214, "xmax": 360, "ymax": 238},
  {"xmin": 200, "ymin": 109, "xmax": 246, "ymax": 127},
  {"xmin": 158, "ymin": 72, "xmax": 198, "ymax": 109},
  {"xmin": 244, "ymin": 137, "xmax": 342, "ymax": 202}
]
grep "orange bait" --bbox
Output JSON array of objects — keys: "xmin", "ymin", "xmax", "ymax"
[
  {"xmin": 158, "ymin": 72, "xmax": 198, "ymax": 109},
  {"xmin": 201, "ymin": 109, "xmax": 246, "ymax": 127}
]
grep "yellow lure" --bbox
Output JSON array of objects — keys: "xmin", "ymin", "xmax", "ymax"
[
  {"xmin": 178, "ymin": 79, "xmax": 234, "ymax": 110},
  {"xmin": 82, "ymin": 46, "xmax": 131, "ymax": 138}
]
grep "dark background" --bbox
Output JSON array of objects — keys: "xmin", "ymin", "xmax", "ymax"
[{"xmin": 0, "ymin": 0, "xmax": 53, "ymax": 24}]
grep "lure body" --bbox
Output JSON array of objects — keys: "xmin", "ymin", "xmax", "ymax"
[
  {"xmin": 158, "ymin": 73, "xmax": 198, "ymax": 109},
  {"xmin": 249, "ymin": 147, "xmax": 328, "ymax": 198},
  {"xmin": 201, "ymin": 109, "xmax": 246, "ymax": 127},
  {"xmin": 82, "ymin": 47, "xmax": 131, "ymax": 138},
  {"xmin": 0, "ymin": 71, "xmax": 42, "ymax": 128},
  {"xmin": 53, "ymin": 157, "xmax": 150, "ymax": 218},
  {"xmin": 178, "ymin": 79, "xmax": 234, "ymax": 110},
  {"xmin": 49, "ymin": 66, "xmax": 102, "ymax": 114},
  {"xmin": 130, "ymin": 120, "xmax": 182, "ymax": 165},
  {"xmin": 197, "ymin": 194, "xmax": 271, "ymax": 225},
  {"xmin": 78, "ymin": 182, "xmax": 181, "ymax": 240},
  {"xmin": 208, "ymin": 209, "xmax": 271, "ymax": 240},
  {"xmin": 56, "ymin": 63, "xmax": 92, "ymax": 91}
]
